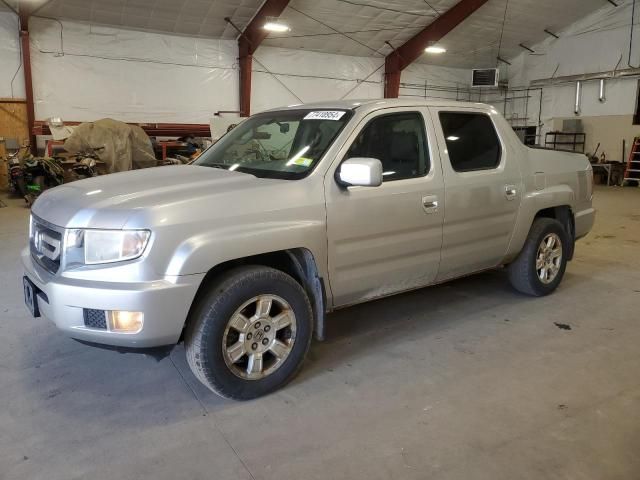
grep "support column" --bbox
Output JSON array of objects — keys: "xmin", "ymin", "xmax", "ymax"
[
  {"xmin": 19, "ymin": 15, "xmax": 37, "ymax": 154},
  {"xmin": 383, "ymin": 0, "xmax": 490, "ymax": 99},
  {"xmin": 239, "ymin": 40, "xmax": 252, "ymax": 117},
  {"xmin": 233, "ymin": 0, "xmax": 291, "ymax": 117},
  {"xmin": 384, "ymin": 54, "xmax": 402, "ymax": 99}
]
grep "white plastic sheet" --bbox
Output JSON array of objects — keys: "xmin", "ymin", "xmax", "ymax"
[
  {"xmin": 30, "ymin": 17, "xmax": 239, "ymax": 123},
  {"xmin": 250, "ymin": 46, "xmax": 385, "ymax": 113},
  {"xmin": 401, "ymin": 63, "xmax": 473, "ymax": 101},
  {"xmin": 0, "ymin": 12, "xmax": 24, "ymax": 99},
  {"xmin": 26, "ymin": 16, "xmax": 477, "ymax": 122},
  {"xmin": 251, "ymin": 47, "xmax": 474, "ymax": 111},
  {"xmin": 505, "ymin": 0, "xmax": 636, "ymax": 119}
]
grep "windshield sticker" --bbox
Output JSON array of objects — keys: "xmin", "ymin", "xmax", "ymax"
[
  {"xmin": 304, "ymin": 111, "xmax": 346, "ymax": 121},
  {"xmin": 291, "ymin": 157, "xmax": 313, "ymax": 167}
]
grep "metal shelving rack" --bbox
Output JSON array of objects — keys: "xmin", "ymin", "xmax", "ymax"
[{"xmin": 544, "ymin": 131, "xmax": 586, "ymax": 153}]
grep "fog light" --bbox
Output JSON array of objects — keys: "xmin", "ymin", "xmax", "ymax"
[{"xmin": 107, "ymin": 311, "xmax": 143, "ymax": 333}]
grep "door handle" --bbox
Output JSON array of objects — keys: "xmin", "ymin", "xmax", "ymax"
[
  {"xmin": 505, "ymin": 185, "xmax": 517, "ymax": 200},
  {"xmin": 422, "ymin": 196, "xmax": 439, "ymax": 214}
]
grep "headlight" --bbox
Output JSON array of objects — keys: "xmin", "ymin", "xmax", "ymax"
[{"xmin": 65, "ymin": 229, "xmax": 151, "ymax": 265}]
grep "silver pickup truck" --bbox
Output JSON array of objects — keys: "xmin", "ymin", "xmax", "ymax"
[{"xmin": 23, "ymin": 99, "xmax": 594, "ymax": 399}]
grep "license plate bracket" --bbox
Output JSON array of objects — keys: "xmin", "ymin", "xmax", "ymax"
[{"xmin": 23, "ymin": 276, "xmax": 41, "ymax": 318}]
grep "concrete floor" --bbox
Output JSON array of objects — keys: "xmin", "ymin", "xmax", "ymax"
[{"xmin": 1, "ymin": 186, "xmax": 639, "ymax": 480}]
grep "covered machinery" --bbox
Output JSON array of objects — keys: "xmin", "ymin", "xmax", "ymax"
[{"xmin": 63, "ymin": 118, "xmax": 157, "ymax": 173}]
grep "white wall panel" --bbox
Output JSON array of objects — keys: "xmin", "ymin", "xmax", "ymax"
[
  {"xmin": 401, "ymin": 63, "xmax": 476, "ymax": 101},
  {"xmin": 507, "ymin": 0, "xmax": 638, "ymax": 120},
  {"xmin": 0, "ymin": 12, "xmax": 24, "ymax": 99},
  {"xmin": 29, "ymin": 17, "xmax": 238, "ymax": 123},
  {"xmin": 9, "ymin": 16, "xmax": 495, "ymax": 125},
  {"xmin": 251, "ymin": 46, "xmax": 384, "ymax": 113}
]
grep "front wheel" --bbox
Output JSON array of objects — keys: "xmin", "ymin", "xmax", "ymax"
[
  {"xmin": 185, "ymin": 266, "xmax": 313, "ymax": 400},
  {"xmin": 508, "ymin": 218, "xmax": 569, "ymax": 296},
  {"xmin": 14, "ymin": 176, "xmax": 27, "ymax": 198}
]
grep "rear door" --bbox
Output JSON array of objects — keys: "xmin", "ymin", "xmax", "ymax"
[
  {"xmin": 324, "ymin": 108, "xmax": 444, "ymax": 307},
  {"xmin": 429, "ymin": 107, "xmax": 523, "ymax": 281}
]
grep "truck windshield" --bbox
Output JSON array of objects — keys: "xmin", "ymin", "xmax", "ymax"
[{"xmin": 195, "ymin": 109, "xmax": 352, "ymax": 179}]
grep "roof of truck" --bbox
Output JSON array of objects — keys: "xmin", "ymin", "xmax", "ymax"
[{"xmin": 264, "ymin": 98, "xmax": 495, "ymax": 115}]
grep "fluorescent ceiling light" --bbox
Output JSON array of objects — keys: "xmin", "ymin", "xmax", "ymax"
[
  {"xmin": 446, "ymin": 136, "xmax": 459, "ymax": 141},
  {"xmin": 264, "ymin": 22, "xmax": 290, "ymax": 32},
  {"xmin": 425, "ymin": 46, "xmax": 446, "ymax": 54}
]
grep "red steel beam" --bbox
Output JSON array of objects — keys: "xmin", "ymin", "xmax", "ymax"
[
  {"xmin": 238, "ymin": 0, "xmax": 291, "ymax": 116},
  {"xmin": 384, "ymin": 0, "xmax": 490, "ymax": 98},
  {"xmin": 33, "ymin": 121, "xmax": 212, "ymax": 138},
  {"xmin": 19, "ymin": 12, "xmax": 37, "ymax": 154}
]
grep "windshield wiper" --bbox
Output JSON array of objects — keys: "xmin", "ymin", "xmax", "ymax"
[{"xmin": 203, "ymin": 162, "xmax": 263, "ymax": 178}]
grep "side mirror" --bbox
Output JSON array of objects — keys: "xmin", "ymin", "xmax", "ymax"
[{"xmin": 337, "ymin": 158, "xmax": 383, "ymax": 187}]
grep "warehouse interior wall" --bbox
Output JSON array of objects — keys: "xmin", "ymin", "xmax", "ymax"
[
  {"xmin": 0, "ymin": 12, "xmax": 24, "ymax": 99},
  {"xmin": 2, "ymin": 13, "xmax": 472, "ymax": 126},
  {"xmin": 501, "ymin": 0, "xmax": 639, "ymax": 160},
  {"xmin": 401, "ymin": 63, "xmax": 474, "ymax": 101},
  {"xmin": 0, "ymin": 11, "xmax": 28, "ymax": 153},
  {"xmin": 251, "ymin": 48, "xmax": 472, "ymax": 112},
  {"xmin": 250, "ymin": 46, "xmax": 385, "ymax": 112},
  {"xmin": 29, "ymin": 17, "xmax": 239, "ymax": 123},
  {"xmin": 10, "ymin": 3, "xmax": 634, "ymax": 158}
]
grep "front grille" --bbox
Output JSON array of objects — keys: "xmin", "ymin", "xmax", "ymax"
[
  {"xmin": 30, "ymin": 215, "xmax": 63, "ymax": 274},
  {"xmin": 83, "ymin": 309, "xmax": 107, "ymax": 330}
]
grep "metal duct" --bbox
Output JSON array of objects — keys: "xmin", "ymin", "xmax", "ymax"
[
  {"xmin": 599, "ymin": 79, "xmax": 606, "ymax": 103},
  {"xmin": 530, "ymin": 67, "xmax": 640, "ymax": 87}
]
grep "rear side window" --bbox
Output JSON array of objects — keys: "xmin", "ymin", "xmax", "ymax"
[{"xmin": 439, "ymin": 112, "xmax": 501, "ymax": 172}]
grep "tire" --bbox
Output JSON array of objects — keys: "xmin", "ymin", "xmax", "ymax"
[
  {"xmin": 508, "ymin": 218, "xmax": 569, "ymax": 296},
  {"xmin": 185, "ymin": 266, "xmax": 313, "ymax": 400}
]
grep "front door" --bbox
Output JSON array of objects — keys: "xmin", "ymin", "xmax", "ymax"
[
  {"xmin": 429, "ymin": 107, "xmax": 523, "ymax": 281},
  {"xmin": 324, "ymin": 108, "xmax": 444, "ymax": 307}
]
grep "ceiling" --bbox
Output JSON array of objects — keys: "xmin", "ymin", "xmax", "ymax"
[
  {"xmin": 0, "ymin": 0, "xmax": 19, "ymax": 11},
  {"xmin": 264, "ymin": 0, "xmax": 609, "ymax": 67},
  {"xmin": 3, "ymin": 0, "xmax": 611, "ymax": 68}
]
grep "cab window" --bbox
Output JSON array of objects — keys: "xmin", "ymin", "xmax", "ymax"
[{"xmin": 346, "ymin": 112, "xmax": 429, "ymax": 182}]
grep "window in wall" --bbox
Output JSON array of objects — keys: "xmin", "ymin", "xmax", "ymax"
[
  {"xmin": 346, "ymin": 112, "xmax": 429, "ymax": 181},
  {"xmin": 439, "ymin": 112, "xmax": 502, "ymax": 172}
]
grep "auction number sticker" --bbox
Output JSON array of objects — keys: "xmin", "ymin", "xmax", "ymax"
[{"xmin": 304, "ymin": 111, "xmax": 346, "ymax": 121}]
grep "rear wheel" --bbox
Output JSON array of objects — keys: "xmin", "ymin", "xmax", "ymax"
[
  {"xmin": 508, "ymin": 218, "xmax": 569, "ymax": 296},
  {"xmin": 185, "ymin": 266, "xmax": 313, "ymax": 400}
]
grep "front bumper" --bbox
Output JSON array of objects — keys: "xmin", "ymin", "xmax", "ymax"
[{"xmin": 22, "ymin": 248, "xmax": 204, "ymax": 348}]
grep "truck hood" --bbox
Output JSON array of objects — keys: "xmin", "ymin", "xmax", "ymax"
[{"xmin": 32, "ymin": 165, "xmax": 278, "ymax": 229}]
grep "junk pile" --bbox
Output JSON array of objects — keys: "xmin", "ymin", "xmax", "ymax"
[
  {"xmin": 63, "ymin": 118, "xmax": 157, "ymax": 173},
  {"xmin": 6, "ymin": 145, "xmax": 64, "ymax": 206},
  {"xmin": 5, "ymin": 118, "xmax": 160, "ymax": 208}
]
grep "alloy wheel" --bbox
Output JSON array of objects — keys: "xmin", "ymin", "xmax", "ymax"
[{"xmin": 221, "ymin": 295, "xmax": 297, "ymax": 380}]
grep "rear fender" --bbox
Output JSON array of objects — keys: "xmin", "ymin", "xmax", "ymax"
[{"xmin": 505, "ymin": 185, "xmax": 575, "ymax": 263}]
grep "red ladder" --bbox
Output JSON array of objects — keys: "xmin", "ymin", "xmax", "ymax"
[{"xmin": 624, "ymin": 137, "xmax": 640, "ymax": 185}]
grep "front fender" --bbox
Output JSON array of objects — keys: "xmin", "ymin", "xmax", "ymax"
[{"xmin": 164, "ymin": 220, "xmax": 328, "ymax": 280}]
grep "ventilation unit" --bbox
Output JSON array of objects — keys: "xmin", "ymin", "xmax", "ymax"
[{"xmin": 471, "ymin": 68, "xmax": 499, "ymax": 88}]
